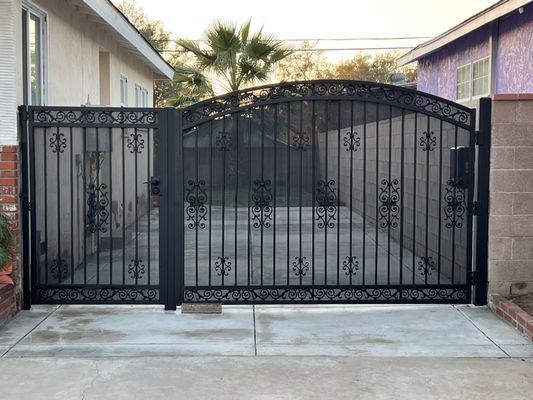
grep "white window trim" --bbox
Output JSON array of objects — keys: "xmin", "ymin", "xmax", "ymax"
[
  {"xmin": 22, "ymin": 0, "xmax": 48, "ymax": 105},
  {"xmin": 135, "ymin": 84, "xmax": 149, "ymax": 107},
  {"xmin": 120, "ymin": 74, "xmax": 128, "ymax": 106},
  {"xmin": 455, "ymin": 62, "xmax": 471, "ymax": 102},
  {"xmin": 456, "ymin": 57, "xmax": 490, "ymax": 103},
  {"xmin": 472, "ymin": 57, "xmax": 490, "ymax": 100}
]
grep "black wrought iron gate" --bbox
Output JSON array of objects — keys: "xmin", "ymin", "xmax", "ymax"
[{"xmin": 20, "ymin": 80, "xmax": 490, "ymax": 309}]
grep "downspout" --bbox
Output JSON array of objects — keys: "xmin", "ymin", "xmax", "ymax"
[{"xmin": 488, "ymin": 20, "xmax": 499, "ymax": 95}]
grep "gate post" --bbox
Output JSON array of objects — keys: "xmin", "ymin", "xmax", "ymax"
[
  {"xmin": 474, "ymin": 97, "xmax": 491, "ymax": 306},
  {"xmin": 159, "ymin": 107, "xmax": 184, "ymax": 310}
]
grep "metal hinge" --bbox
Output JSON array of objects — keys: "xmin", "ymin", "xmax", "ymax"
[
  {"xmin": 474, "ymin": 130, "xmax": 483, "ymax": 146},
  {"xmin": 471, "ymin": 201, "xmax": 481, "ymax": 216},
  {"xmin": 467, "ymin": 271, "xmax": 478, "ymax": 285}
]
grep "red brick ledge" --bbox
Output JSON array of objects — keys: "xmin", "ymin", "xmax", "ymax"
[
  {"xmin": 489, "ymin": 294, "xmax": 533, "ymax": 342},
  {"xmin": 0, "ymin": 283, "xmax": 16, "ymax": 327},
  {"xmin": 491, "ymin": 93, "xmax": 533, "ymax": 101}
]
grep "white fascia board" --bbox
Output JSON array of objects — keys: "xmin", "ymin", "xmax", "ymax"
[
  {"xmin": 397, "ymin": 0, "xmax": 531, "ymax": 66},
  {"xmin": 81, "ymin": 0, "xmax": 174, "ymax": 79}
]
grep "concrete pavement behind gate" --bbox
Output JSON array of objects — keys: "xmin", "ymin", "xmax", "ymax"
[{"xmin": 0, "ymin": 304, "xmax": 533, "ymax": 399}]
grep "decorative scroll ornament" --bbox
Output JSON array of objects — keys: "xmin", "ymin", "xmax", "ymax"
[
  {"xmin": 251, "ymin": 179, "xmax": 273, "ymax": 228},
  {"xmin": 128, "ymin": 259, "xmax": 146, "ymax": 279},
  {"xmin": 292, "ymin": 132, "xmax": 310, "ymax": 151},
  {"xmin": 315, "ymin": 179, "xmax": 337, "ymax": 229},
  {"xmin": 182, "ymin": 81, "xmax": 473, "ymax": 129},
  {"xmin": 419, "ymin": 131, "xmax": 436, "ymax": 152},
  {"xmin": 343, "ymin": 256, "xmax": 359, "ymax": 276},
  {"xmin": 378, "ymin": 179, "xmax": 400, "ymax": 228},
  {"xmin": 292, "ymin": 256, "xmax": 310, "ymax": 277},
  {"xmin": 185, "ymin": 180, "xmax": 208, "ymax": 229},
  {"xmin": 183, "ymin": 286, "xmax": 469, "ymax": 303},
  {"xmin": 444, "ymin": 179, "xmax": 466, "ymax": 229},
  {"xmin": 215, "ymin": 256, "xmax": 232, "ymax": 277},
  {"xmin": 32, "ymin": 108, "xmax": 158, "ymax": 126},
  {"xmin": 215, "ymin": 131, "xmax": 232, "ymax": 151},
  {"xmin": 33, "ymin": 286, "xmax": 159, "ymax": 303},
  {"xmin": 86, "ymin": 183, "xmax": 109, "ymax": 233},
  {"xmin": 49, "ymin": 130, "xmax": 67, "ymax": 153},
  {"xmin": 418, "ymin": 256, "xmax": 436, "ymax": 276},
  {"xmin": 50, "ymin": 258, "xmax": 68, "ymax": 280},
  {"xmin": 343, "ymin": 130, "xmax": 360, "ymax": 152},
  {"xmin": 127, "ymin": 131, "xmax": 145, "ymax": 154}
]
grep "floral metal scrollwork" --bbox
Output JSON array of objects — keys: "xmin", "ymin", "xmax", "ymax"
[
  {"xmin": 251, "ymin": 179, "xmax": 273, "ymax": 228},
  {"xmin": 215, "ymin": 256, "xmax": 232, "ymax": 277},
  {"xmin": 50, "ymin": 258, "xmax": 68, "ymax": 281},
  {"xmin": 128, "ymin": 259, "xmax": 146, "ymax": 279},
  {"xmin": 49, "ymin": 130, "xmax": 67, "ymax": 153},
  {"xmin": 127, "ymin": 130, "xmax": 145, "ymax": 154},
  {"xmin": 292, "ymin": 132, "xmax": 310, "ymax": 151},
  {"xmin": 185, "ymin": 180, "xmax": 208, "ymax": 229},
  {"xmin": 418, "ymin": 256, "xmax": 436, "ymax": 277},
  {"xmin": 419, "ymin": 131, "xmax": 436, "ymax": 152},
  {"xmin": 378, "ymin": 179, "xmax": 400, "ymax": 228},
  {"xmin": 292, "ymin": 256, "xmax": 309, "ymax": 277},
  {"xmin": 315, "ymin": 179, "xmax": 337, "ymax": 229},
  {"xmin": 343, "ymin": 256, "xmax": 359, "ymax": 276},
  {"xmin": 343, "ymin": 130, "xmax": 360, "ymax": 152},
  {"xmin": 86, "ymin": 183, "xmax": 109, "ymax": 234},
  {"xmin": 444, "ymin": 179, "xmax": 466, "ymax": 229}
]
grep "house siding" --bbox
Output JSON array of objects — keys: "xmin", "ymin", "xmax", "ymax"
[
  {"xmin": 417, "ymin": 26, "xmax": 490, "ymax": 100},
  {"xmin": 28, "ymin": 0, "xmax": 155, "ymax": 107},
  {"xmin": 495, "ymin": 7, "xmax": 533, "ymax": 93},
  {"xmin": 416, "ymin": 5, "xmax": 533, "ymax": 101}
]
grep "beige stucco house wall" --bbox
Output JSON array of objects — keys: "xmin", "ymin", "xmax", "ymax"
[{"xmin": 0, "ymin": 0, "xmax": 173, "ymax": 323}]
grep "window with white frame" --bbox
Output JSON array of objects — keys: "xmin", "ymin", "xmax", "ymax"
[
  {"xmin": 473, "ymin": 57, "xmax": 490, "ymax": 97},
  {"xmin": 22, "ymin": 1, "xmax": 47, "ymax": 105},
  {"xmin": 135, "ymin": 84, "xmax": 149, "ymax": 107},
  {"xmin": 456, "ymin": 64, "xmax": 471, "ymax": 101},
  {"xmin": 120, "ymin": 75, "xmax": 128, "ymax": 106},
  {"xmin": 456, "ymin": 57, "xmax": 490, "ymax": 101}
]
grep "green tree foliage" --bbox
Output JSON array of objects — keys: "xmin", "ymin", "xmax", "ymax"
[
  {"xmin": 272, "ymin": 41, "xmax": 333, "ymax": 82},
  {"xmin": 115, "ymin": 1, "xmax": 213, "ymax": 106},
  {"xmin": 177, "ymin": 20, "xmax": 293, "ymax": 92},
  {"xmin": 0, "ymin": 213, "xmax": 14, "ymax": 269},
  {"xmin": 272, "ymin": 44, "xmax": 417, "ymax": 84}
]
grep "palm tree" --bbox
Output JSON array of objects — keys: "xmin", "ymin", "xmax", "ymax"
[
  {"xmin": 165, "ymin": 64, "xmax": 215, "ymax": 107},
  {"xmin": 177, "ymin": 20, "xmax": 292, "ymax": 93}
]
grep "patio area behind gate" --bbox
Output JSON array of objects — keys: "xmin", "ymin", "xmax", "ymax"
[{"xmin": 19, "ymin": 80, "xmax": 491, "ymax": 309}]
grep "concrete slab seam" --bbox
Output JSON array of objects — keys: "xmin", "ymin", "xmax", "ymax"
[
  {"xmin": 1, "ymin": 305, "xmax": 62, "ymax": 358},
  {"xmin": 453, "ymin": 305, "xmax": 511, "ymax": 358}
]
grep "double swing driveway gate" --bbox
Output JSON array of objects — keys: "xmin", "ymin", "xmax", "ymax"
[{"xmin": 20, "ymin": 80, "xmax": 490, "ymax": 309}]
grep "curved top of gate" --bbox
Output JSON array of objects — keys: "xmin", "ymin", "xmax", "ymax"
[{"xmin": 182, "ymin": 80, "xmax": 474, "ymax": 130}]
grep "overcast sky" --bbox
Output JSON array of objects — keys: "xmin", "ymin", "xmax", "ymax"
[{"xmin": 125, "ymin": 0, "xmax": 498, "ymax": 60}]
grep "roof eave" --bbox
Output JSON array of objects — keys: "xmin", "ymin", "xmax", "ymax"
[
  {"xmin": 80, "ymin": 0, "xmax": 174, "ymax": 79},
  {"xmin": 397, "ymin": 0, "xmax": 530, "ymax": 66}
]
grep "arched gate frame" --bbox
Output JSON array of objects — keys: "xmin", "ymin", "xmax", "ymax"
[{"xmin": 162, "ymin": 80, "xmax": 489, "ymax": 308}]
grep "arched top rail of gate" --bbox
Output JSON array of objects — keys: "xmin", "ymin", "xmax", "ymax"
[{"xmin": 182, "ymin": 80, "xmax": 474, "ymax": 130}]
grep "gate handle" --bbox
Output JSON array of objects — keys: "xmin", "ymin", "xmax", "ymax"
[{"xmin": 144, "ymin": 176, "xmax": 161, "ymax": 196}]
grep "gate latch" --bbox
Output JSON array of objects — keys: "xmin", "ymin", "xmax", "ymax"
[{"xmin": 145, "ymin": 176, "xmax": 161, "ymax": 196}]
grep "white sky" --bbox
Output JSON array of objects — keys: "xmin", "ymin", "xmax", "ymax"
[{"xmin": 126, "ymin": 0, "xmax": 498, "ymax": 60}]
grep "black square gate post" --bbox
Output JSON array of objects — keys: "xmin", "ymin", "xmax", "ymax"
[
  {"xmin": 159, "ymin": 107, "xmax": 184, "ymax": 310},
  {"xmin": 474, "ymin": 97, "xmax": 491, "ymax": 306}
]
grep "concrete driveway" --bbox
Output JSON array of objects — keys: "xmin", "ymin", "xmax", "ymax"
[{"xmin": 1, "ymin": 304, "xmax": 532, "ymax": 399}]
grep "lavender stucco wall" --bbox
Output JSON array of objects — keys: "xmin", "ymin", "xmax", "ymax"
[
  {"xmin": 417, "ymin": 5, "xmax": 533, "ymax": 100},
  {"xmin": 417, "ymin": 26, "xmax": 490, "ymax": 100},
  {"xmin": 496, "ymin": 7, "xmax": 533, "ymax": 93}
]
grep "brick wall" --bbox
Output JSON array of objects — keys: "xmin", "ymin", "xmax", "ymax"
[
  {"xmin": 489, "ymin": 95, "xmax": 533, "ymax": 296},
  {"xmin": 0, "ymin": 145, "xmax": 20, "ymax": 326}
]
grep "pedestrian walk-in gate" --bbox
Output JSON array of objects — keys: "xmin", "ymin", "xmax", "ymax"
[{"xmin": 20, "ymin": 80, "xmax": 490, "ymax": 309}]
